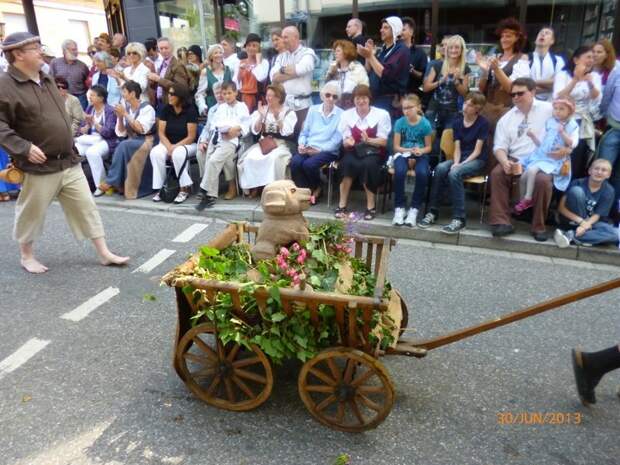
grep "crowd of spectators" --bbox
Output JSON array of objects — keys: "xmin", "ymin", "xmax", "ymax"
[{"xmin": 1, "ymin": 15, "xmax": 619, "ymax": 249}]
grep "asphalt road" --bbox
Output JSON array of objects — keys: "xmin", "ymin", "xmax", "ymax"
[{"xmin": 0, "ymin": 202, "xmax": 618, "ymax": 465}]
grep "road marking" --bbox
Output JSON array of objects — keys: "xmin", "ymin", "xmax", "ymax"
[
  {"xmin": 0, "ymin": 338, "xmax": 50, "ymax": 380},
  {"xmin": 60, "ymin": 287, "xmax": 120, "ymax": 322},
  {"xmin": 132, "ymin": 249, "xmax": 176, "ymax": 274},
  {"xmin": 172, "ymin": 223, "xmax": 209, "ymax": 243}
]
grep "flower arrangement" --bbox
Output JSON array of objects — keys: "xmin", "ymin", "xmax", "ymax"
[{"xmin": 183, "ymin": 221, "xmax": 396, "ymax": 364}]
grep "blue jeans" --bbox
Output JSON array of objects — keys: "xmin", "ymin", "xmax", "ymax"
[
  {"xmin": 597, "ymin": 127, "xmax": 620, "ymax": 208},
  {"xmin": 428, "ymin": 158, "xmax": 486, "ymax": 220},
  {"xmin": 563, "ymin": 184, "xmax": 619, "ymax": 245},
  {"xmin": 290, "ymin": 151, "xmax": 338, "ymax": 190},
  {"xmin": 425, "ymin": 108, "xmax": 455, "ymax": 160},
  {"xmin": 393, "ymin": 154, "xmax": 429, "ymax": 209}
]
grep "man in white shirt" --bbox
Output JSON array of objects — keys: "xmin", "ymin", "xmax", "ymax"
[
  {"xmin": 269, "ymin": 25, "xmax": 316, "ymax": 133},
  {"xmin": 489, "ymin": 77, "xmax": 572, "ymax": 241},
  {"xmin": 221, "ymin": 35, "xmax": 239, "ymax": 76},
  {"xmin": 530, "ymin": 27, "xmax": 565, "ymax": 101}
]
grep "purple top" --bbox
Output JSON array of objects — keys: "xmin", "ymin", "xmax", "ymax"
[
  {"xmin": 601, "ymin": 67, "xmax": 620, "ymax": 122},
  {"xmin": 80, "ymin": 104, "xmax": 119, "ymax": 151},
  {"xmin": 49, "ymin": 57, "xmax": 89, "ymax": 95}
]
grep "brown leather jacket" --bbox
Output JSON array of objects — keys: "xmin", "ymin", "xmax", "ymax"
[
  {"xmin": 0, "ymin": 66, "xmax": 80, "ymax": 174},
  {"xmin": 157, "ymin": 56, "xmax": 190, "ymax": 105}
]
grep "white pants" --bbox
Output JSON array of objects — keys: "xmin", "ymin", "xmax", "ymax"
[
  {"xmin": 150, "ymin": 143, "xmax": 197, "ymax": 189},
  {"xmin": 75, "ymin": 134, "xmax": 110, "ymax": 185}
]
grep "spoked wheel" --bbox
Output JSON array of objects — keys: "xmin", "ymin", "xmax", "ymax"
[
  {"xmin": 298, "ymin": 347, "xmax": 395, "ymax": 432},
  {"xmin": 175, "ymin": 323, "xmax": 274, "ymax": 411}
]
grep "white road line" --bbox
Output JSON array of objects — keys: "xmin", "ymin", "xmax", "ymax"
[
  {"xmin": 0, "ymin": 338, "xmax": 50, "ymax": 380},
  {"xmin": 132, "ymin": 248, "xmax": 176, "ymax": 274},
  {"xmin": 60, "ymin": 287, "xmax": 120, "ymax": 322},
  {"xmin": 172, "ymin": 223, "xmax": 209, "ymax": 243}
]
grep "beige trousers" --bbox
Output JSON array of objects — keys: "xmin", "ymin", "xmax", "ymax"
[
  {"xmin": 199, "ymin": 141, "xmax": 237, "ymax": 197},
  {"xmin": 13, "ymin": 164, "xmax": 105, "ymax": 243}
]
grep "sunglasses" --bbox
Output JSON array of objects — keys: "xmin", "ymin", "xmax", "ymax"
[
  {"xmin": 88, "ymin": 51, "xmax": 96, "ymax": 56},
  {"xmin": 510, "ymin": 91, "xmax": 527, "ymax": 98},
  {"xmin": 57, "ymin": 85, "xmax": 68, "ymax": 90},
  {"xmin": 324, "ymin": 93, "xmax": 338, "ymax": 100},
  {"xmin": 127, "ymin": 51, "xmax": 139, "ymax": 56}
]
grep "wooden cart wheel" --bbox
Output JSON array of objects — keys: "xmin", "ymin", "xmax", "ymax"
[
  {"xmin": 175, "ymin": 323, "xmax": 274, "ymax": 411},
  {"xmin": 395, "ymin": 289, "xmax": 409, "ymax": 337},
  {"xmin": 298, "ymin": 347, "xmax": 395, "ymax": 432}
]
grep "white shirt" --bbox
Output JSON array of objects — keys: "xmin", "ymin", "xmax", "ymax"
[
  {"xmin": 233, "ymin": 58, "xmax": 269, "ymax": 90},
  {"xmin": 491, "ymin": 55, "xmax": 530, "ymax": 82},
  {"xmin": 553, "ymin": 70, "xmax": 602, "ymax": 116},
  {"xmin": 530, "ymin": 51, "xmax": 565, "ymax": 101},
  {"xmin": 211, "ymin": 101, "xmax": 251, "ymax": 147},
  {"xmin": 338, "ymin": 106, "xmax": 392, "ymax": 140},
  {"xmin": 115, "ymin": 101, "xmax": 156, "ymax": 137},
  {"xmin": 147, "ymin": 54, "xmax": 164, "ymax": 73},
  {"xmin": 224, "ymin": 53, "xmax": 240, "ymax": 78},
  {"xmin": 494, "ymin": 100, "xmax": 553, "ymax": 160},
  {"xmin": 269, "ymin": 45, "xmax": 316, "ymax": 111},
  {"xmin": 250, "ymin": 106, "xmax": 297, "ymax": 137},
  {"xmin": 326, "ymin": 61, "xmax": 369, "ymax": 94},
  {"xmin": 0, "ymin": 52, "xmax": 8, "ymax": 73},
  {"xmin": 198, "ymin": 103, "xmax": 220, "ymax": 144},
  {"xmin": 122, "ymin": 63, "xmax": 151, "ymax": 103}
]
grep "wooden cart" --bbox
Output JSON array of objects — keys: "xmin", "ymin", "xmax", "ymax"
[{"xmin": 163, "ymin": 222, "xmax": 620, "ymax": 433}]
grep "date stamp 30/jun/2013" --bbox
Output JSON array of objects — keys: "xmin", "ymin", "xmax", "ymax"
[{"xmin": 497, "ymin": 412, "xmax": 582, "ymax": 425}]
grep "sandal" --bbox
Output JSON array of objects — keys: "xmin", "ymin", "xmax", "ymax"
[
  {"xmin": 363, "ymin": 208, "xmax": 376, "ymax": 221},
  {"xmin": 334, "ymin": 206, "xmax": 348, "ymax": 219}
]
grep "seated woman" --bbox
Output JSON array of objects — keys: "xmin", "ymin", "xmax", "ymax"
[
  {"xmin": 335, "ymin": 84, "xmax": 391, "ymax": 220},
  {"xmin": 237, "ymin": 84, "xmax": 297, "ymax": 196},
  {"xmin": 290, "ymin": 82, "xmax": 343, "ymax": 203},
  {"xmin": 55, "ymin": 76, "xmax": 85, "ymax": 137},
  {"xmin": 75, "ymin": 85, "xmax": 119, "ymax": 195},
  {"xmin": 419, "ymin": 92, "xmax": 490, "ymax": 233},
  {"xmin": 150, "ymin": 82, "xmax": 198, "ymax": 204},
  {"xmin": 91, "ymin": 51, "xmax": 122, "ymax": 106},
  {"xmin": 99, "ymin": 80, "xmax": 156, "ymax": 199}
]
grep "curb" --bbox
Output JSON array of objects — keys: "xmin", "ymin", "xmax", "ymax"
[{"xmin": 95, "ymin": 197, "xmax": 620, "ymax": 267}]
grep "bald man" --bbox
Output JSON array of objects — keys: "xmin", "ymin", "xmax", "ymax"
[
  {"xmin": 269, "ymin": 26, "xmax": 316, "ymax": 134},
  {"xmin": 346, "ymin": 18, "xmax": 367, "ymax": 65}
]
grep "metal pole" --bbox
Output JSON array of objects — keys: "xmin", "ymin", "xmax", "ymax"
[
  {"xmin": 430, "ymin": 0, "xmax": 438, "ymax": 59},
  {"xmin": 21, "ymin": 0, "xmax": 40, "ymax": 35},
  {"xmin": 518, "ymin": 0, "xmax": 527, "ymax": 26},
  {"xmin": 196, "ymin": 0, "xmax": 207, "ymax": 49},
  {"xmin": 279, "ymin": 0, "xmax": 285, "ymax": 27},
  {"xmin": 352, "ymin": 0, "xmax": 358, "ymax": 18},
  {"xmin": 214, "ymin": 0, "xmax": 222, "ymax": 41}
]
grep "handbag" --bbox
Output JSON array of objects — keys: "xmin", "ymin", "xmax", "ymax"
[
  {"xmin": 0, "ymin": 163, "xmax": 24, "ymax": 184},
  {"xmin": 158, "ymin": 147, "xmax": 189, "ymax": 203},
  {"xmin": 354, "ymin": 142, "xmax": 381, "ymax": 159},
  {"xmin": 258, "ymin": 135, "xmax": 278, "ymax": 155}
]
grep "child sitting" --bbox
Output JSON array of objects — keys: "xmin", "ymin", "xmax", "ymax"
[
  {"xmin": 391, "ymin": 94, "xmax": 433, "ymax": 226},
  {"xmin": 554, "ymin": 159, "xmax": 619, "ymax": 247},
  {"xmin": 195, "ymin": 81, "xmax": 250, "ymax": 210},
  {"xmin": 513, "ymin": 98, "xmax": 579, "ymax": 214}
]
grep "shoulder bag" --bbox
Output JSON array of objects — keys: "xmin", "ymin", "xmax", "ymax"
[{"xmin": 159, "ymin": 147, "xmax": 189, "ymax": 203}]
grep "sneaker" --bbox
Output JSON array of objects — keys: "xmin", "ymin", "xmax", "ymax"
[
  {"xmin": 392, "ymin": 207, "xmax": 406, "ymax": 226},
  {"xmin": 418, "ymin": 212, "xmax": 437, "ymax": 229},
  {"xmin": 404, "ymin": 208, "xmax": 418, "ymax": 227},
  {"xmin": 93, "ymin": 188, "xmax": 104, "ymax": 197},
  {"xmin": 152, "ymin": 192, "xmax": 162, "ymax": 202},
  {"xmin": 573, "ymin": 237, "xmax": 592, "ymax": 247},
  {"xmin": 195, "ymin": 195, "xmax": 216, "ymax": 211},
  {"xmin": 173, "ymin": 191, "xmax": 189, "ymax": 204},
  {"xmin": 553, "ymin": 229, "xmax": 573, "ymax": 248},
  {"xmin": 441, "ymin": 218, "xmax": 465, "ymax": 234}
]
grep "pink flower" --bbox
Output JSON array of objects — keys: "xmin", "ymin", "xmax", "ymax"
[
  {"xmin": 296, "ymin": 255, "xmax": 305, "ymax": 264},
  {"xmin": 279, "ymin": 247, "xmax": 290, "ymax": 257},
  {"xmin": 292, "ymin": 243, "xmax": 301, "ymax": 252},
  {"xmin": 287, "ymin": 268, "xmax": 297, "ymax": 277},
  {"xmin": 292, "ymin": 275, "xmax": 301, "ymax": 286}
]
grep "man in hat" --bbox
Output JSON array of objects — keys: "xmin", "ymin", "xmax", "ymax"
[
  {"xmin": 40, "ymin": 45, "xmax": 55, "ymax": 74},
  {"xmin": 0, "ymin": 32, "xmax": 129, "ymax": 273},
  {"xmin": 356, "ymin": 16, "xmax": 409, "ymax": 117}
]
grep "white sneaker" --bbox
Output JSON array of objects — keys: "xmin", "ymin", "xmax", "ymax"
[
  {"xmin": 404, "ymin": 208, "xmax": 418, "ymax": 227},
  {"xmin": 152, "ymin": 192, "xmax": 161, "ymax": 202},
  {"xmin": 173, "ymin": 191, "xmax": 189, "ymax": 204},
  {"xmin": 93, "ymin": 188, "xmax": 104, "ymax": 197},
  {"xmin": 553, "ymin": 229, "xmax": 572, "ymax": 248},
  {"xmin": 392, "ymin": 207, "xmax": 406, "ymax": 225}
]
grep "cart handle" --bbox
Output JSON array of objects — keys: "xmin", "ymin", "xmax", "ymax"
[{"xmin": 409, "ymin": 276, "xmax": 620, "ymax": 351}]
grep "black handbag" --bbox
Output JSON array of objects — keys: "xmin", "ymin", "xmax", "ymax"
[
  {"xmin": 354, "ymin": 142, "xmax": 381, "ymax": 159},
  {"xmin": 159, "ymin": 147, "xmax": 189, "ymax": 203}
]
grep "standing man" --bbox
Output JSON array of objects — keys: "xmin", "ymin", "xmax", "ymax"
[
  {"xmin": 112, "ymin": 33, "xmax": 127, "ymax": 57},
  {"xmin": 221, "ymin": 35, "xmax": 240, "ymax": 76},
  {"xmin": 49, "ymin": 39, "xmax": 90, "ymax": 109},
  {"xmin": 147, "ymin": 37, "xmax": 190, "ymax": 112},
  {"xmin": 0, "ymin": 32, "xmax": 129, "ymax": 273},
  {"xmin": 345, "ymin": 18, "xmax": 367, "ymax": 65},
  {"xmin": 356, "ymin": 16, "xmax": 409, "ymax": 116},
  {"xmin": 401, "ymin": 17, "xmax": 428, "ymax": 100},
  {"xmin": 488, "ymin": 78, "xmax": 571, "ymax": 241},
  {"xmin": 529, "ymin": 27, "xmax": 564, "ymax": 101},
  {"xmin": 270, "ymin": 25, "xmax": 316, "ymax": 133},
  {"xmin": 572, "ymin": 344, "xmax": 620, "ymax": 405}
]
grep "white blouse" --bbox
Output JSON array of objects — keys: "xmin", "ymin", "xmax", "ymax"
[
  {"xmin": 251, "ymin": 106, "xmax": 297, "ymax": 137},
  {"xmin": 121, "ymin": 63, "xmax": 150, "ymax": 103},
  {"xmin": 338, "ymin": 106, "xmax": 392, "ymax": 140},
  {"xmin": 553, "ymin": 70, "xmax": 602, "ymax": 116}
]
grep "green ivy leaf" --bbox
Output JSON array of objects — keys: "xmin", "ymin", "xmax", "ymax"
[
  {"xmin": 271, "ymin": 312, "xmax": 287, "ymax": 322},
  {"xmin": 200, "ymin": 246, "xmax": 220, "ymax": 257}
]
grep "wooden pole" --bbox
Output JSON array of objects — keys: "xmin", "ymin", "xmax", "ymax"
[
  {"xmin": 21, "ymin": 0, "xmax": 39, "ymax": 36},
  {"xmin": 518, "ymin": 0, "xmax": 527, "ymax": 27},
  {"xmin": 352, "ymin": 0, "xmax": 358, "ymax": 18},
  {"xmin": 279, "ymin": 0, "xmax": 285, "ymax": 27},
  {"xmin": 430, "ymin": 0, "xmax": 438, "ymax": 60}
]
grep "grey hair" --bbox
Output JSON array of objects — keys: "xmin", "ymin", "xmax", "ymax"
[
  {"xmin": 348, "ymin": 18, "xmax": 362, "ymax": 30},
  {"xmin": 125, "ymin": 42, "xmax": 147, "ymax": 60},
  {"xmin": 61, "ymin": 39, "xmax": 77, "ymax": 51},
  {"xmin": 320, "ymin": 81, "xmax": 341, "ymax": 101},
  {"xmin": 158, "ymin": 37, "xmax": 173, "ymax": 46},
  {"xmin": 93, "ymin": 51, "xmax": 113, "ymax": 68},
  {"xmin": 212, "ymin": 81, "xmax": 223, "ymax": 92}
]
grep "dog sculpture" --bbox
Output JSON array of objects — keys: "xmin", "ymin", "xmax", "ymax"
[{"xmin": 251, "ymin": 180, "xmax": 312, "ymax": 260}]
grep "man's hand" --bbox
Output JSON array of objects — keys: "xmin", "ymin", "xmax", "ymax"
[
  {"xmin": 147, "ymin": 72, "xmax": 161, "ymax": 82},
  {"xmin": 501, "ymin": 159, "xmax": 514, "ymax": 175},
  {"xmin": 283, "ymin": 65, "xmax": 296, "ymax": 76},
  {"xmin": 575, "ymin": 225, "xmax": 588, "ymax": 237},
  {"xmin": 27, "ymin": 144, "xmax": 47, "ymax": 164},
  {"xmin": 549, "ymin": 146, "xmax": 571, "ymax": 160}
]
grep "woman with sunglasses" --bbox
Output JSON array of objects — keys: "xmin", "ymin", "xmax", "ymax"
[
  {"xmin": 290, "ymin": 82, "xmax": 343, "ymax": 204},
  {"xmin": 55, "ymin": 76, "xmax": 85, "ymax": 136},
  {"xmin": 324, "ymin": 40, "xmax": 368, "ymax": 110},
  {"xmin": 108, "ymin": 42, "xmax": 150, "ymax": 103},
  {"xmin": 150, "ymin": 83, "xmax": 198, "ymax": 203},
  {"xmin": 185, "ymin": 45, "xmax": 203, "ymax": 94},
  {"xmin": 553, "ymin": 45, "xmax": 602, "ymax": 179}
]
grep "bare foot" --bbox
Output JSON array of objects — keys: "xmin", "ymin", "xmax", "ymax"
[
  {"xmin": 99, "ymin": 253, "xmax": 130, "ymax": 266},
  {"xmin": 21, "ymin": 258, "xmax": 49, "ymax": 274}
]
